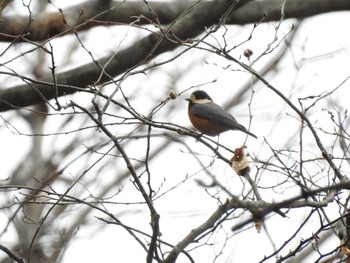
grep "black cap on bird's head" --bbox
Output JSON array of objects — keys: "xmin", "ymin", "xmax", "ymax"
[{"xmin": 186, "ymin": 90, "xmax": 213, "ymax": 104}]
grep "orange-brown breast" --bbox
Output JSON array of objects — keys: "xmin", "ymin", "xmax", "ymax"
[{"xmin": 188, "ymin": 106, "xmax": 231, "ymax": 136}]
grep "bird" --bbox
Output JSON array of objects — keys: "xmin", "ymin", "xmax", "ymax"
[{"xmin": 186, "ymin": 90, "xmax": 257, "ymax": 138}]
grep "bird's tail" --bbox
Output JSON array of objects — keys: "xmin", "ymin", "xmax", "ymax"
[
  {"xmin": 236, "ymin": 124, "xmax": 257, "ymax": 138},
  {"xmin": 245, "ymin": 129, "xmax": 257, "ymax": 139}
]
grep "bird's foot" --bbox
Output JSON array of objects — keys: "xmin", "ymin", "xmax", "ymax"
[
  {"xmin": 214, "ymin": 144, "xmax": 220, "ymax": 156},
  {"xmin": 195, "ymin": 133, "xmax": 203, "ymax": 142}
]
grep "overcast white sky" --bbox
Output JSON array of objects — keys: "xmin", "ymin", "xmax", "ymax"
[{"xmin": 1, "ymin": 3, "xmax": 350, "ymax": 263}]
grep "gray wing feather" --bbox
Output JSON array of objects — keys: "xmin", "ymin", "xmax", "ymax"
[
  {"xmin": 192, "ymin": 103, "xmax": 244, "ymax": 129},
  {"xmin": 191, "ymin": 103, "xmax": 257, "ymax": 138}
]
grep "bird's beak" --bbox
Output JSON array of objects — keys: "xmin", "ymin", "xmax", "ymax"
[{"xmin": 185, "ymin": 98, "xmax": 190, "ymax": 101}]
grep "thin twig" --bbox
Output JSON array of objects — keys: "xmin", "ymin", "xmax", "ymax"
[{"xmin": 0, "ymin": 244, "xmax": 25, "ymax": 263}]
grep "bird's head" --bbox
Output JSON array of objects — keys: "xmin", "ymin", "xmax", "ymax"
[{"xmin": 186, "ymin": 90, "xmax": 213, "ymax": 104}]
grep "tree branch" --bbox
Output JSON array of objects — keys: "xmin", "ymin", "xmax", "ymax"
[
  {"xmin": 0, "ymin": 0, "xmax": 349, "ymax": 42},
  {"xmin": 0, "ymin": 0, "xmax": 349, "ymax": 112},
  {"xmin": 163, "ymin": 178, "xmax": 350, "ymax": 262},
  {"xmin": 221, "ymin": 52, "xmax": 347, "ymax": 182},
  {"xmin": 0, "ymin": 244, "xmax": 25, "ymax": 263},
  {"xmin": 0, "ymin": 0, "xmax": 251, "ymax": 112}
]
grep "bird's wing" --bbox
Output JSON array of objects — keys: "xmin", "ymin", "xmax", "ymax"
[
  {"xmin": 191, "ymin": 103, "xmax": 243, "ymax": 128},
  {"xmin": 191, "ymin": 103, "xmax": 257, "ymax": 138}
]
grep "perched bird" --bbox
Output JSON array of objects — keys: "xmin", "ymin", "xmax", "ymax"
[{"xmin": 186, "ymin": 90, "xmax": 257, "ymax": 138}]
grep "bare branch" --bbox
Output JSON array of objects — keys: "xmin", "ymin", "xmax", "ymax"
[
  {"xmin": 1, "ymin": 0, "xmax": 350, "ymax": 112},
  {"xmin": 0, "ymin": 244, "xmax": 25, "ymax": 263},
  {"xmin": 0, "ymin": 0, "xmax": 348, "ymax": 42}
]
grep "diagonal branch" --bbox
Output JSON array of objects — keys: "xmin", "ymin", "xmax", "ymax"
[
  {"xmin": 1, "ymin": 0, "xmax": 350, "ymax": 112},
  {"xmin": 222, "ymin": 52, "xmax": 346, "ymax": 182},
  {"xmin": 0, "ymin": 244, "xmax": 25, "ymax": 263},
  {"xmin": 0, "ymin": 0, "xmax": 252, "ymax": 112},
  {"xmin": 0, "ymin": 0, "xmax": 349, "ymax": 42},
  {"xmin": 163, "ymin": 179, "xmax": 350, "ymax": 263}
]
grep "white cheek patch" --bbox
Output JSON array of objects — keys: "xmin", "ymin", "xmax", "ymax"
[{"xmin": 193, "ymin": 98, "xmax": 212, "ymax": 104}]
